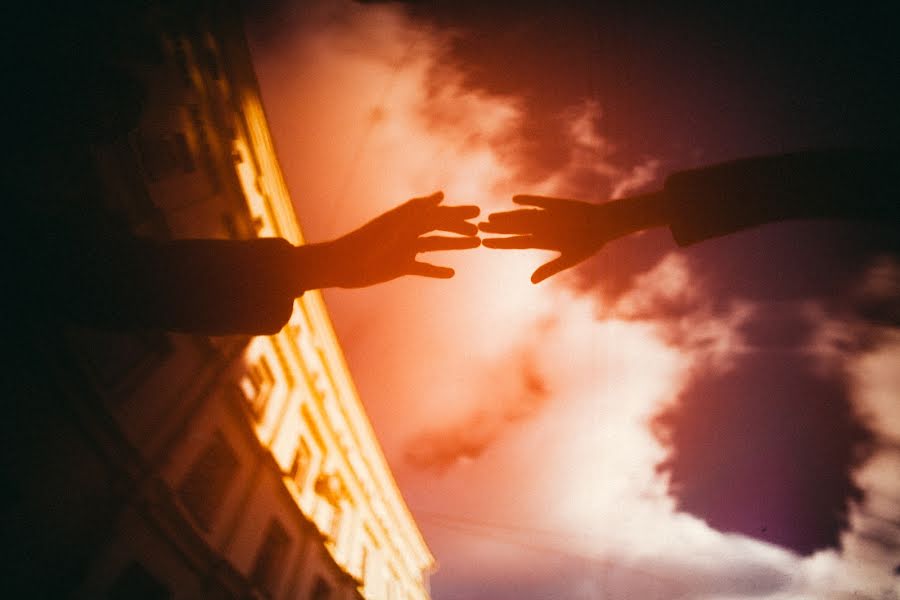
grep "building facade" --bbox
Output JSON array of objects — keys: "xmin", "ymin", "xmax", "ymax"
[{"xmin": 4, "ymin": 3, "xmax": 432, "ymax": 599}]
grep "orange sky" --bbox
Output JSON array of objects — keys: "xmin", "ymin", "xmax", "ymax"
[{"xmin": 245, "ymin": 2, "xmax": 900, "ymax": 597}]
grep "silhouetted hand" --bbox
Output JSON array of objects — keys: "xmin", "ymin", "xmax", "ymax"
[
  {"xmin": 479, "ymin": 195, "xmax": 607, "ymax": 283},
  {"xmin": 480, "ymin": 192, "xmax": 668, "ymax": 283},
  {"xmin": 298, "ymin": 191, "xmax": 480, "ymax": 289}
]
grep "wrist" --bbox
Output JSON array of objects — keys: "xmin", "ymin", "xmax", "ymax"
[
  {"xmin": 598, "ymin": 191, "xmax": 669, "ymax": 239},
  {"xmin": 292, "ymin": 241, "xmax": 342, "ymax": 291}
]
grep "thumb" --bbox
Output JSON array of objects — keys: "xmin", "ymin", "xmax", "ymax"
[{"xmin": 531, "ymin": 253, "xmax": 580, "ymax": 284}]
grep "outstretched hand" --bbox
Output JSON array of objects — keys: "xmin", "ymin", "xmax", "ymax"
[
  {"xmin": 479, "ymin": 195, "xmax": 612, "ymax": 283},
  {"xmin": 304, "ymin": 191, "xmax": 480, "ymax": 289}
]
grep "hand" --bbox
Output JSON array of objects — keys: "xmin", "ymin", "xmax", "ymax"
[
  {"xmin": 301, "ymin": 191, "xmax": 480, "ymax": 288},
  {"xmin": 479, "ymin": 195, "xmax": 609, "ymax": 283},
  {"xmin": 480, "ymin": 192, "xmax": 668, "ymax": 283}
]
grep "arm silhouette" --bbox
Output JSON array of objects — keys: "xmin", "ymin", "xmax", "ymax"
[
  {"xmin": 480, "ymin": 149, "xmax": 898, "ymax": 283},
  {"xmin": 55, "ymin": 192, "xmax": 479, "ymax": 335}
]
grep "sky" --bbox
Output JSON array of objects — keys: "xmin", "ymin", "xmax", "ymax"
[{"xmin": 243, "ymin": 2, "xmax": 899, "ymax": 598}]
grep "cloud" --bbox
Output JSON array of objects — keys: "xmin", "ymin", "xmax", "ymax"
[
  {"xmin": 611, "ymin": 253, "xmax": 754, "ymax": 373},
  {"xmin": 247, "ymin": 2, "xmax": 899, "ymax": 597},
  {"xmin": 404, "ymin": 347, "xmax": 550, "ymax": 471},
  {"xmin": 646, "ymin": 255, "xmax": 899, "ymax": 571},
  {"xmin": 652, "ymin": 350, "xmax": 875, "ymax": 555},
  {"xmin": 611, "ymin": 157, "xmax": 662, "ymax": 199},
  {"xmin": 836, "ymin": 259, "xmax": 900, "ymax": 578},
  {"xmin": 526, "ymin": 99, "xmax": 664, "ymax": 201}
]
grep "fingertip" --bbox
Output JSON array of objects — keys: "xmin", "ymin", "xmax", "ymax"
[
  {"xmin": 453, "ymin": 236, "xmax": 481, "ymax": 250},
  {"xmin": 531, "ymin": 265, "xmax": 553, "ymax": 283}
]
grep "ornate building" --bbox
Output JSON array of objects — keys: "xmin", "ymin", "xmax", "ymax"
[{"xmin": 4, "ymin": 3, "xmax": 432, "ymax": 598}]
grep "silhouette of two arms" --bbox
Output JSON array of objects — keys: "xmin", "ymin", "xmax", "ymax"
[
  {"xmin": 480, "ymin": 149, "xmax": 898, "ymax": 282},
  {"xmin": 56, "ymin": 192, "xmax": 479, "ymax": 335}
]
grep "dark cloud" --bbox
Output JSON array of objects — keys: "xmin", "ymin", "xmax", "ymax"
[
  {"xmin": 374, "ymin": 2, "xmax": 900, "ymax": 184},
  {"xmin": 606, "ymin": 237, "xmax": 898, "ymax": 556},
  {"xmin": 652, "ymin": 350, "xmax": 875, "ymax": 555},
  {"xmin": 737, "ymin": 304, "xmax": 813, "ymax": 349}
]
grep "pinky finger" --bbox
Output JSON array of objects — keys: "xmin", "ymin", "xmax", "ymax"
[{"xmin": 409, "ymin": 261, "xmax": 455, "ymax": 279}]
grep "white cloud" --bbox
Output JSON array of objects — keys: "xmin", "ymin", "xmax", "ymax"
[{"xmin": 611, "ymin": 253, "xmax": 754, "ymax": 373}]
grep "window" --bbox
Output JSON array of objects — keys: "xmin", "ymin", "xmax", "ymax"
[
  {"xmin": 290, "ymin": 439, "xmax": 312, "ymax": 490},
  {"xmin": 309, "ymin": 576, "xmax": 331, "ymax": 600},
  {"xmin": 239, "ymin": 355, "xmax": 275, "ymax": 419},
  {"xmin": 358, "ymin": 546, "xmax": 368, "ymax": 582},
  {"xmin": 329, "ymin": 503, "xmax": 343, "ymax": 542},
  {"xmin": 107, "ymin": 562, "xmax": 171, "ymax": 600},
  {"xmin": 177, "ymin": 432, "xmax": 239, "ymax": 531},
  {"xmin": 250, "ymin": 519, "xmax": 291, "ymax": 598}
]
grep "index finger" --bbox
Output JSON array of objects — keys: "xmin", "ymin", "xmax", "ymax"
[{"xmin": 477, "ymin": 208, "xmax": 543, "ymax": 234}]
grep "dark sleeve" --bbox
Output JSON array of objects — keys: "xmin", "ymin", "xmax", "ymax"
[
  {"xmin": 662, "ymin": 149, "xmax": 900, "ymax": 246},
  {"xmin": 61, "ymin": 237, "xmax": 302, "ymax": 336}
]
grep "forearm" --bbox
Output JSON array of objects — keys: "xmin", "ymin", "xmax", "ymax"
[
  {"xmin": 598, "ymin": 149, "xmax": 898, "ymax": 248},
  {"xmin": 661, "ymin": 148, "xmax": 898, "ymax": 245},
  {"xmin": 62, "ymin": 237, "xmax": 305, "ymax": 335},
  {"xmin": 289, "ymin": 241, "xmax": 348, "ymax": 291}
]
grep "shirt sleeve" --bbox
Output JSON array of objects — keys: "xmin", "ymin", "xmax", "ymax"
[
  {"xmin": 61, "ymin": 237, "xmax": 303, "ymax": 336},
  {"xmin": 662, "ymin": 149, "xmax": 899, "ymax": 246}
]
